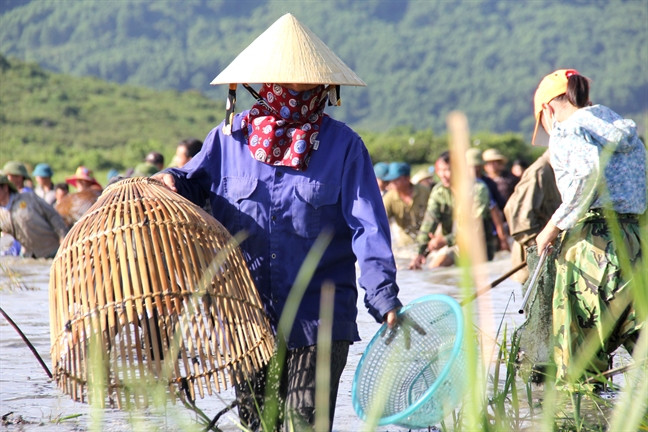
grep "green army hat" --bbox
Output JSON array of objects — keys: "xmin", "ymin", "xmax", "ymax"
[
  {"xmin": 0, "ymin": 173, "xmax": 18, "ymax": 192},
  {"xmin": 3, "ymin": 161, "xmax": 31, "ymax": 180}
]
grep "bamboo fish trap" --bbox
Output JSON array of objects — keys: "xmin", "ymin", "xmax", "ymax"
[
  {"xmin": 55, "ymin": 189, "xmax": 102, "ymax": 227},
  {"xmin": 49, "ymin": 177, "xmax": 275, "ymax": 408}
]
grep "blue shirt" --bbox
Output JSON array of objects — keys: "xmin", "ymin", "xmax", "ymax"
[{"xmin": 166, "ymin": 112, "xmax": 402, "ymax": 349}]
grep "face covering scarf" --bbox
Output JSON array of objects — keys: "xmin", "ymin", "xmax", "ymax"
[{"xmin": 243, "ymin": 84, "xmax": 328, "ymax": 171}]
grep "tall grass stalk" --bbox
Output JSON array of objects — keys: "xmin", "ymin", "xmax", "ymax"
[
  {"xmin": 314, "ymin": 282, "xmax": 335, "ymax": 432},
  {"xmin": 448, "ymin": 111, "xmax": 496, "ymax": 430}
]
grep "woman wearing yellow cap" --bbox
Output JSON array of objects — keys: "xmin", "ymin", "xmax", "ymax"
[{"xmin": 533, "ymin": 70, "xmax": 646, "ymax": 386}]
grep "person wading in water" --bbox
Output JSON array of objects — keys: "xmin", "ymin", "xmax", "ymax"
[{"xmin": 532, "ymin": 69, "xmax": 646, "ymax": 388}]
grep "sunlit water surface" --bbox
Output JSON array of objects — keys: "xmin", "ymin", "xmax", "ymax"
[{"xmin": 0, "ymin": 248, "xmax": 632, "ymax": 431}]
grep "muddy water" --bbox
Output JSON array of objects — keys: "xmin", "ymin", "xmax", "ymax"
[{"xmin": 0, "ymin": 252, "xmax": 624, "ymax": 431}]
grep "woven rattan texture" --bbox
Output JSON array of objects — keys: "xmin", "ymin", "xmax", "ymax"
[
  {"xmin": 55, "ymin": 189, "xmax": 102, "ymax": 227},
  {"xmin": 49, "ymin": 177, "xmax": 275, "ymax": 408}
]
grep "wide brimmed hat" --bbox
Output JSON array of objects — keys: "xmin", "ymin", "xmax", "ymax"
[
  {"xmin": 66, "ymin": 166, "xmax": 101, "ymax": 188},
  {"xmin": 0, "ymin": 173, "xmax": 18, "ymax": 193},
  {"xmin": 482, "ymin": 149, "xmax": 508, "ymax": 163},
  {"xmin": 3, "ymin": 161, "xmax": 31, "ymax": 180},
  {"xmin": 32, "ymin": 163, "xmax": 53, "ymax": 178},
  {"xmin": 465, "ymin": 148, "xmax": 484, "ymax": 167},
  {"xmin": 211, "ymin": 13, "xmax": 366, "ymax": 87},
  {"xmin": 411, "ymin": 168, "xmax": 434, "ymax": 185},
  {"xmin": 532, "ymin": 69, "xmax": 579, "ymax": 145}
]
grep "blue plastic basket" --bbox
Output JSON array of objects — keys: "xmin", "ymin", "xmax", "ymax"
[{"xmin": 352, "ymin": 294, "xmax": 466, "ymax": 428}]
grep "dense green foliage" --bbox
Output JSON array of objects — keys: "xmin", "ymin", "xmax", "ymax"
[
  {"xmin": 0, "ymin": 54, "xmax": 225, "ymax": 179},
  {"xmin": 0, "ymin": 54, "xmax": 537, "ymax": 180},
  {"xmin": 1, "ymin": 0, "xmax": 646, "ymax": 136}
]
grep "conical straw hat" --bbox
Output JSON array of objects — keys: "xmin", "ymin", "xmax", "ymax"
[{"xmin": 211, "ymin": 13, "xmax": 366, "ymax": 86}]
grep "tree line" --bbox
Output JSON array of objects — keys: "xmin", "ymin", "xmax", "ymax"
[
  {"xmin": 1, "ymin": 0, "xmax": 645, "ymax": 137},
  {"xmin": 0, "ymin": 55, "xmax": 539, "ymax": 180}
]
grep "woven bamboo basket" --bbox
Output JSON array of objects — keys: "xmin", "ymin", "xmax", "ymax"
[
  {"xmin": 49, "ymin": 177, "xmax": 275, "ymax": 408},
  {"xmin": 55, "ymin": 189, "xmax": 103, "ymax": 227}
]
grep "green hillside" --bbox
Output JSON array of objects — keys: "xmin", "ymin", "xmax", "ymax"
[
  {"xmin": 0, "ymin": 54, "xmax": 225, "ymax": 176},
  {"xmin": 0, "ymin": 54, "xmax": 538, "ymax": 180},
  {"xmin": 1, "ymin": 0, "xmax": 646, "ymax": 136}
]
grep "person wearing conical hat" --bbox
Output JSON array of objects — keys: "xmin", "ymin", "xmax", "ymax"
[{"xmin": 154, "ymin": 14, "xmax": 405, "ymax": 430}]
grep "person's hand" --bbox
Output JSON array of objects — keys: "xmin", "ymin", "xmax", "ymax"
[
  {"xmin": 536, "ymin": 221, "xmax": 560, "ymax": 253},
  {"xmin": 499, "ymin": 237, "xmax": 511, "ymax": 252},
  {"xmin": 151, "ymin": 173, "xmax": 177, "ymax": 192},
  {"xmin": 381, "ymin": 309, "xmax": 427, "ymax": 349},
  {"xmin": 428, "ymin": 235, "xmax": 447, "ymax": 251},
  {"xmin": 408, "ymin": 254, "xmax": 426, "ymax": 270},
  {"xmin": 384, "ymin": 308, "xmax": 400, "ymax": 329}
]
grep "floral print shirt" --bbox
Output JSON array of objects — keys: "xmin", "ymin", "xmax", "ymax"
[{"xmin": 549, "ymin": 105, "xmax": 646, "ymax": 230}]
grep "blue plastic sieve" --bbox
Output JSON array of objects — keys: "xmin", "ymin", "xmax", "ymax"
[{"xmin": 352, "ymin": 294, "xmax": 466, "ymax": 429}]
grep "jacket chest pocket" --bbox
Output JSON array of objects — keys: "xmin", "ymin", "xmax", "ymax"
[
  {"xmin": 292, "ymin": 182, "xmax": 340, "ymax": 238},
  {"xmin": 223, "ymin": 176, "xmax": 259, "ymax": 239}
]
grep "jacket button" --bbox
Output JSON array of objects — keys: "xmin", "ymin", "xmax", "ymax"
[
  {"xmin": 271, "ymin": 253, "xmax": 277, "ymax": 259},
  {"xmin": 271, "ymin": 215, "xmax": 276, "ymax": 221}
]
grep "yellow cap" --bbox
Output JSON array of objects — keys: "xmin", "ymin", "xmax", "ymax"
[{"xmin": 532, "ymin": 69, "xmax": 579, "ymax": 145}]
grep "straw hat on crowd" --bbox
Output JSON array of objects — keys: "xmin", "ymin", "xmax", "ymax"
[
  {"xmin": 482, "ymin": 149, "xmax": 508, "ymax": 164},
  {"xmin": 65, "ymin": 166, "xmax": 101, "ymax": 189},
  {"xmin": 411, "ymin": 168, "xmax": 434, "ymax": 185},
  {"xmin": 2, "ymin": 161, "xmax": 31, "ymax": 180}
]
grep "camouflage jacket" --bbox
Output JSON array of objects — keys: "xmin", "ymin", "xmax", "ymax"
[{"xmin": 415, "ymin": 181, "xmax": 491, "ymax": 255}]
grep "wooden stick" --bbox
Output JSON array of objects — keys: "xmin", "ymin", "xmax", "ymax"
[
  {"xmin": 585, "ymin": 358, "xmax": 647, "ymax": 383},
  {"xmin": 0, "ymin": 306, "xmax": 52, "ymax": 379},
  {"xmin": 460, "ymin": 261, "xmax": 527, "ymax": 306}
]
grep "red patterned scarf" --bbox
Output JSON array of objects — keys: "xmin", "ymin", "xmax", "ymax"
[{"xmin": 243, "ymin": 84, "xmax": 328, "ymax": 170}]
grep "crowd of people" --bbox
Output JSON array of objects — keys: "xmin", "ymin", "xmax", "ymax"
[
  {"xmin": 0, "ymin": 137, "xmax": 203, "ymax": 258},
  {"xmin": 375, "ymin": 146, "xmax": 524, "ymax": 270}
]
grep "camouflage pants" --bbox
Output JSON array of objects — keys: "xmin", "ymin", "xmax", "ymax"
[{"xmin": 553, "ymin": 212, "xmax": 643, "ymax": 383}]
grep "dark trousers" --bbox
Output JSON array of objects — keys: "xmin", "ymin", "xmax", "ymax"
[{"xmin": 235, "ymin": 340, "xmax": 350, "ymax": 431}]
